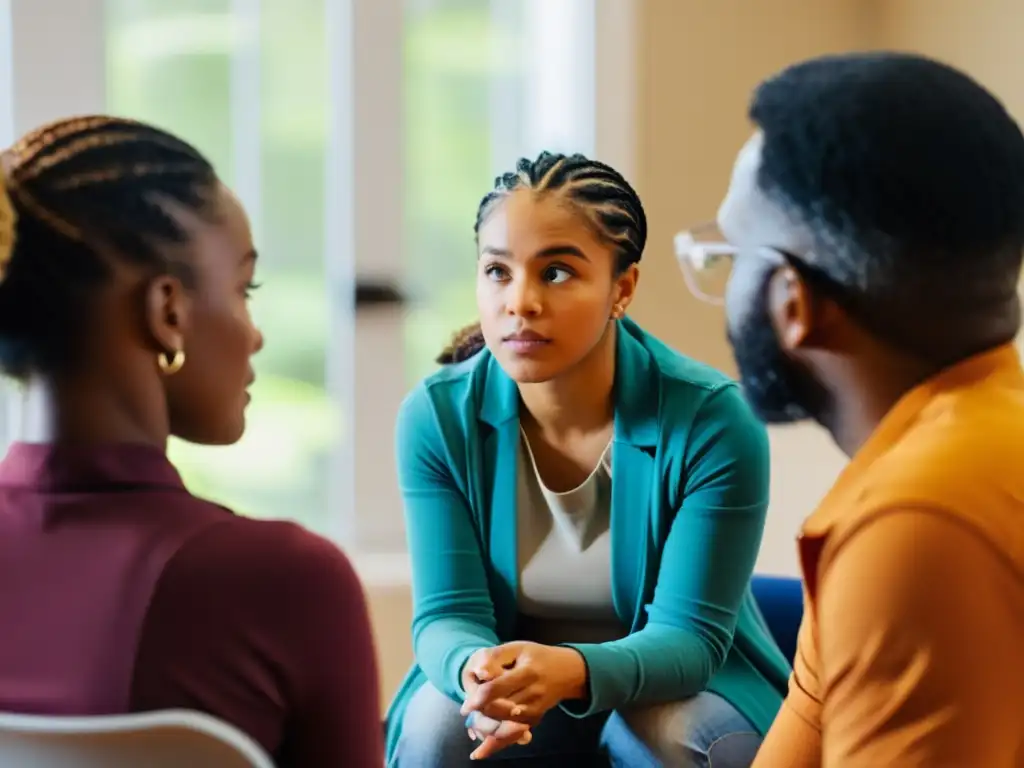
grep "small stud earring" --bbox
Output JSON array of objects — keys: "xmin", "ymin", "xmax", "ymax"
[
  {"xmin": 611, "ymin": 305, "xmax": 624, "ymax": 319},
  {"xmin": 158, "ymin": 349, "xmax": 186, "ymax": 376}
]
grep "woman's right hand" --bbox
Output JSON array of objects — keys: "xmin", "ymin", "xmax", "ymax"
[{"xmin": 461, "ymin": 646, "xmax": 529, "ymax": 718}]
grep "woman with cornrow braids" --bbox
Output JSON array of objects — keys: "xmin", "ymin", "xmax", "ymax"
[
  {"xmin": 387, "ymin": 152, "xmax": 789, "ymax": 767},
  {"xmin": 0, "ymin": 116, "xmax": 382, "ymax": 767}
]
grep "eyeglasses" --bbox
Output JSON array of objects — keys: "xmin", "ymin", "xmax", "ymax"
[
  {"xmin": 673, "ymin": 222, "xmax": 740, "ymax": 306},
  {"xmin": 675, "ymin": 222, "xmax": 858, "ymax": 313}
]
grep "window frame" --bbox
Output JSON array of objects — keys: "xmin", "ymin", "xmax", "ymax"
[{"xmin": 0, "ymin": 0, "xmax": 637, "ymax": 557}]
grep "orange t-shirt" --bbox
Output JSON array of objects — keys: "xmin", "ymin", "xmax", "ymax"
[{"xmin": 753, "ymin": 345, "xmax": 1024, "ymax": 768}]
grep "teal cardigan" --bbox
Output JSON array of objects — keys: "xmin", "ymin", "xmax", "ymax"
[{"xmin": 384, "ymin": 318, "xmax": 790, "ymax": 761}]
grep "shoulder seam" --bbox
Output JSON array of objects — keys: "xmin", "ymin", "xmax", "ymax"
[
  {"xmin": 418, "ymin": 352, "xmax": 485, "ymax": 391},
  {"xmin": 631, "ymin": 326, "xmax": 736, "ymax": 393},
  {"xmin": 655, "ymin": 362, "xmax": 737, "ymax": 394},
  {"xmin": 825, "ymin": 505, "xmax": 1024, "ymax": 583},
  {"xmin": 676, "ymin": 381, "xmax": 744, "ymax": 486}
]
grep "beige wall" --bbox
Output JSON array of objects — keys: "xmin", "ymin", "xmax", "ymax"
[
  {"xmin": 630, "ymin": 0, "xmax": 872, "ymax": 576},
  {"xmin": 876, "ymin": 0, "xmax": 1024, "ymax": 119},
  {"xmin": 628, "ymin": 0, "xmax": 1024, "ymax": 577},
  {"xmin": 366, "ymin": 0, "xmax": 1024, "ymax": 707}
]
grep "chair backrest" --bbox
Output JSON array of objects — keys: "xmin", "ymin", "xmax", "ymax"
[
  {"xmin": 0, "ymin": 709, "xmax": 275, "ymax": 768},
  {"xmin": 751, "ymin": 574, "xmax": 804, "ymax": 667}
]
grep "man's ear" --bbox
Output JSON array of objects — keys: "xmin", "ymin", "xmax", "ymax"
[
  {"xmin": 768, "ymin": 266, "xmax": 842, "ymax": 351},
  {"xmin": 767, "ymin": 265, "xmax": 815, "ymax": 351},
  {"xmin": 144, "ymin": 274, "xmax": 191, "ymax": 356}
]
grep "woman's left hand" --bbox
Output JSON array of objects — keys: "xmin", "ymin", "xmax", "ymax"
[
  {"xmin": 459, "ymin": 641, "xmax": 589, "ymax": 725},
  {"xmin": 465, "ymin": 712, "xmax": 532, "ymax": 761}
]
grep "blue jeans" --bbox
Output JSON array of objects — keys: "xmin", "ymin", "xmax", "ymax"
[{"xmin": 392, "ymin": 682, "xmax": 761, "ymax": 768}]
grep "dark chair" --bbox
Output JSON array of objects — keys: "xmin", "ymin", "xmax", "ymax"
[{"xmin": 751, "ymin": 574, "xmax": 803, "ymax": 666}]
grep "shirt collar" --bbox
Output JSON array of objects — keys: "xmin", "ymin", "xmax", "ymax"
[
  {"xmin": 477, "ymin": 316, "xmax": 661, "ymax": 448},
  {"xmin": 0, "ymin": 441, "xmax": 186, "ymax": 492},
  {"xmin": 802, "ymin": 343, "xmax": 1023, "ymax": 536}
]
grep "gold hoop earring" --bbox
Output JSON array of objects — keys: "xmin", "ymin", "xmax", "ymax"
[{"xmin": 158, "ymin": 349, "xmax": 185, "ymax": 376}]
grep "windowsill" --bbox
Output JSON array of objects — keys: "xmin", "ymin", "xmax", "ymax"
[{"xmin": 349, "ymin": 551, "xmax": 411, "ymax": 588}]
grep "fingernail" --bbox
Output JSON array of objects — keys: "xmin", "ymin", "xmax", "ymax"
[
  {"xmin": 510, "ymin": 706, "xmax": 522, "ymax": 717},
  {"xmin": 517, "ymin": 731, "xmax": 533, "ymax": 745}
]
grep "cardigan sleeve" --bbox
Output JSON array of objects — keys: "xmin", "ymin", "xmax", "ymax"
[
  {"xmin": 561, "ymin": 384, "xmax": 771, "ymax": 716},
  {"xmin": 396, "ymin": 386, "xmax": 501, "ymax": 702}
]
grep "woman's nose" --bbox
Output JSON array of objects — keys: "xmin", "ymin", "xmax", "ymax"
[{"xmin": 505, "ymin": 279, "xmax": 542, "ymax": 317}]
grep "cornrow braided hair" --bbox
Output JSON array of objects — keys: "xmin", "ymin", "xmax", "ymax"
[
  {"xmin": 0, "ymin": 114, "xmax": 217, "ymax": 379},
  {"xmin": 437, "ymin": 151, "xmax": 647, "ymax": 365}
]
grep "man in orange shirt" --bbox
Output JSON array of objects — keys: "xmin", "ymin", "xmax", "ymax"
[{"xmin": 677, "ymin": 52, "xmax": 1024, "ymax": 766}]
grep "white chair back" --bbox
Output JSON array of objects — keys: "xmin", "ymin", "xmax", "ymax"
[{"xmin": 0, "ymin": 709, "xmax": 275, "ymax": 767}]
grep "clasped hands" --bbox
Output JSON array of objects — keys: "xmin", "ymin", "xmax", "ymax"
[{"xmin": 459, "ymin": 640, "xmax": 588, "ymax": 761}]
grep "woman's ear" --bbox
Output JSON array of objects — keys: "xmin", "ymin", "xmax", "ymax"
[
  {"xmin": 612, "ymin": 263, "xmax": 640, "ymax": 313},
  {"xmin": 144, "ymin": 274, "xmax": 191, "ymax": 356}
]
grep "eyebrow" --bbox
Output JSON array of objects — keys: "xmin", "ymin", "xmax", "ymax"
[{"xmin": 481, "ymin": 245, "xmax": 589, "ymax": 262}]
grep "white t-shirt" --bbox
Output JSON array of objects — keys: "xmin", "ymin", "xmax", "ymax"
[{"xmin": 516, "ymin": 427, "xmax": 627, "ymax": 645}]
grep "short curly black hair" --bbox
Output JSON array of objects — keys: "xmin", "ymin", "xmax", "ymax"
[{"xmin": 750, "ymin": 52, "xmax": 1024, "ymax": 344}]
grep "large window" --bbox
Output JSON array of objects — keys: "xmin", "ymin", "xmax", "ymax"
[
  {"xmin": 402, "ymin": 0, "xmax": 596, "ymax": 380},
  {"xmin": 105, "ymin": 0, "xmax": 339, "ymax": 534},
  {"xmin": 0, "ymin": 0, "xmax": 622, "ymax": 553}
]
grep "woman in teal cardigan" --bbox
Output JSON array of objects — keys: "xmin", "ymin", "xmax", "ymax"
[{"xmin": 386, "ymin": 152, "xmax": 789, "ymax": 767}]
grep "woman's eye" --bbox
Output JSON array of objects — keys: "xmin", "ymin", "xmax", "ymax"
[
  {"xmin": 544, "ymin": 266, "xmax": 573, "ymax": 284},
  {"xmin": 484, "ymin": 264, "xmax": 508, "ymax": 281},
  {"xmin": 244, "ymin": 281, "xmax": 262, "ymax": 299}
]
